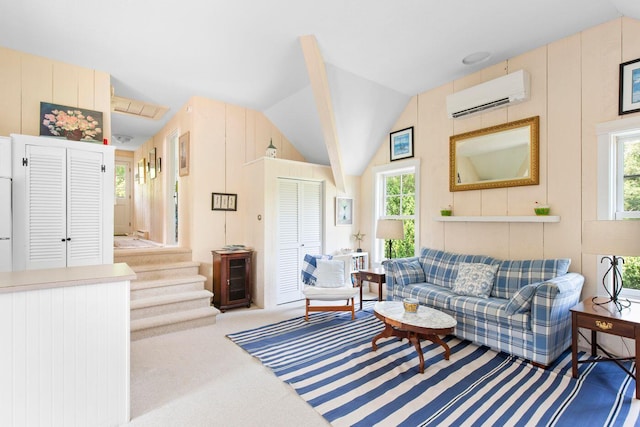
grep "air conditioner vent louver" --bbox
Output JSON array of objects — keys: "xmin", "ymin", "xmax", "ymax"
[
  {"xmin": 451, "ymin": 98, "xmax": 510, "ymax": 118},
  {"xmin": 446, "ymin": 70, "xmax": 530, "ymax": 119}
]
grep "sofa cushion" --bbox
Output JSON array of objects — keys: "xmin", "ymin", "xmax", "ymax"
[
  {"xmin": 451, "ymin": 263, "xmax": 499, "ymax": 298},
  {"xmin": 393, "ymin": 282, "xmax": 456, "ymax": 310},
  {"xmin": 394, "ymin": 260, "xmax": 426, "ymax": 286},
  {"xmin": 505, "ymin": 283, "xmax": 540, "ymax": 314},
  {"xmin": 449, "ymin": 296, "xmax": 530, "ymax": 332},
  {"xmin": 492, "ymin": 259, "xmax": 571, "ymax": 299},
  {"xmin": 419, "ymin": 248, "xmax": 498, "ymax": 289}
]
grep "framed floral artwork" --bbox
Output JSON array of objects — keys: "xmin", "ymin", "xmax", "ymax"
[{"xmin": 40, "ymin": 102, "xmax": 103, "ymax": 142}]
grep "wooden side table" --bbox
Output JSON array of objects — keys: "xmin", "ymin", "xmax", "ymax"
[
  {"xmin": 356, "ymin": 268, "xmax": 385, "ymax": 311},
  {"xmin": 571, "ymin": 297, "xmax": 640, "ymax": 399}
]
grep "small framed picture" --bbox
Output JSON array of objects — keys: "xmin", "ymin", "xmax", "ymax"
[
  {"xmin": 212, "ymin": 192, "xmax": 238, "ymax": 211},
  {"xmin": 149, "ymin": 148, "xmax": 157, "ymax": 179},
  {"xmin": 619, "ymin": 58, "xmax": 640, "ymax": 116},
  {"xmin": 335, "ymin": 197, "xmax": 353, "ymax": 226},
  {"xmin": 179, "ymin": 131, "xmax": 190, "ymax": 176},
  {"xmin": 390, "ymin": 127, "xmax": 414, "ymax": 161},
  {"xmin": 138, "ymin": 158, "xmax": 146, "ymax": 184}
]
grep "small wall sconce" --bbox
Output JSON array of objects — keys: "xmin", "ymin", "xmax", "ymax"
[{"xmin": 266, "ymin": 138, "xmax": 277, "ymax": 158}]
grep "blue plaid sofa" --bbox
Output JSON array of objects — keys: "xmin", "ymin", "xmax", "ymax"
[{"xmin": 384, "ymin": 248, "xmax": 584, "ymax": 367}]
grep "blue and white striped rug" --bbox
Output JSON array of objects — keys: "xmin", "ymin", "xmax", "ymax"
[{"xmin": 227, "ymin": 305, "xmax": 640, "ymax": 426}]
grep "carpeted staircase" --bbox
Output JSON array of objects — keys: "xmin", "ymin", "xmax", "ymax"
[{"xmin": 114, "ymin": 247, "xmax": 219, "ymax": 340}]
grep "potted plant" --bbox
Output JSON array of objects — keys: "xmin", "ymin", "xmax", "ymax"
[
  {"xmin": 440, "ymin": 205, "xmax": 453, "ymax": 216},
  {"xmin": 534, "ymin": 201, "xmax": 550, "ymax": 215}
]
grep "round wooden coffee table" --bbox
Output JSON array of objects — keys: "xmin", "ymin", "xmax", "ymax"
[{"xmin": 372, "ymin": 301, "xmax": 457, "ymax": 373}]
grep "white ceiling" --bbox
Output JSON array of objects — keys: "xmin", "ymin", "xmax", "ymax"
[{"xmin": 1, "ymin": 0, "xmax": 639, "ymax": 175}]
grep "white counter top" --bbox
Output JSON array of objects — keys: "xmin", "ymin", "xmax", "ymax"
[{"xmin": 0, "ymin": 262, "xmax": 136, "ymax": 294}]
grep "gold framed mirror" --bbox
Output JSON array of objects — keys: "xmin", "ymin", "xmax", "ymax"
[{"xmin": 449, "ymin": 116, "xmax": 539, "ymax": 192}]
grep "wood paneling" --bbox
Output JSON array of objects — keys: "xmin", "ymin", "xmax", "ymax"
[
  {"xmin": 0, "ymin": 280, "xmax": 130, "ymax": 426},
  {"xmin": 0, "ymin": 47, "xmax": 21, "ymax": 136}
]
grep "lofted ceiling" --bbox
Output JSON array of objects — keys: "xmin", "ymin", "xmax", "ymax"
[{"xmin": 1, "ymin": 0, "xmax": 639, "ymax": 175}]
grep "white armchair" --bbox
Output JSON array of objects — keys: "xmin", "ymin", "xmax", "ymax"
[{"xmin": 301, "ymin": 254, "xmax": 358, "ymax": 321}]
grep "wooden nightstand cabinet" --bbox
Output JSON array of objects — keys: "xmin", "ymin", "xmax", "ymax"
[
  {"xmin": 212, "ymin": 250, "xmax": 253, "ymax": 312},
  {"xmin": 571, "ymin": 298, "xmax": 640, "ymax": 399}
]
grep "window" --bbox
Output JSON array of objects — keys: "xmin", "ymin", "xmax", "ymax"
[
  {"xmin": 597, "ymin": 118, "xmax": 640, "ymax": 297},
  {"xmin": 373, "ymin": 159, "xmax": 420, "ymax": 263},
  {"xmin": 115, "ymin": 163, "xmax": 127, "ymax": 199}
]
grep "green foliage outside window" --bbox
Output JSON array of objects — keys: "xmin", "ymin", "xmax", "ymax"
[
  {"xmin": 622, "ymin": 140, "xmax": 640, "ymax": 289},
  {"xmin": 384, "ymin": 173, "xmax": 415, "ymax": 258},
  {"xmin": 115, "ymin": 164, "xmax": 126, "ymax": 199}
]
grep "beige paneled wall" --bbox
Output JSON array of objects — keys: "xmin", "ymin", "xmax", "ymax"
[
  {"xmin": 133, "ymin": 95, "xmax": 307, "ymax": 292},
  {"xmin": 359, "ymin": 17, "xmax": 640, "ymax": 298},
  {"xmin": 0, "ymin": 46, "xmax": 111, "ymax": 140}
]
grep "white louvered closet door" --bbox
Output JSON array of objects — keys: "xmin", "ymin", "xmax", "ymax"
[
  {"xmin": 276, "ymin": 179, "xmax": 322, "ymax": 304},
  {"xmin": 24, "ymin": 145, "xmax": 104, "ymax": 270},
  {"xmin": 66, "ymin": 148, "xmax": 104, "ymax": 266},
  {"xmin": 25, "ymin": 145, "xmax": 67, "ymax": 270}
]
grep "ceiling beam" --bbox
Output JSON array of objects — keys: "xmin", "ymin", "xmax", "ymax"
[{"xmin": 299, "ymin": 34, "xmax": 346, "ymax": 194}]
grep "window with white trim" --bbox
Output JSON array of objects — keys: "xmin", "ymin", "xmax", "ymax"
[
  {"xmin": 373, "ymin": 159, "xmax": 420, "ymax": 263},
  {"xmin": 597, "ymin": 119, "xmax": 640, "ymax": 298}
]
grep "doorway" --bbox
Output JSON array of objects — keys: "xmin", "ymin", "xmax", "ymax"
[
  {"xmin": 114, "ymin": 158, "xmax": 132, "ymax": 236},
  {"xmin": 165, "ymin": 131, "xmax": 179, "ymax": 245}
]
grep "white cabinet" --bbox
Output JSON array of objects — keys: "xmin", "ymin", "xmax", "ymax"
[{"xmin": 11, "ymin": 135, "xmax": 114, "ymax": 271}]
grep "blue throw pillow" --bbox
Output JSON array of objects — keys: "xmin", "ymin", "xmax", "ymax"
[
  {"xmin": 505, "ymin": 283, "xmax": 540, "ymax": 314},
  {"xmin": 451, "ymin": 262, "xmax": 499, "ymax": 298},
  {"xmin": 394, "ymin": 260, "xmax": 426, "ymax": 286}
]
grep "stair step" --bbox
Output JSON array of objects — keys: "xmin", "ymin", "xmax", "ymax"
[
  {"xmin": 114, "ymin": 247, "xmax": 193, "ymax": 266},
  {"xmin": 130, "ymin": 306, "xmax": 219, "ymax": 341},
  {"xmin": 131, "ymin": 290, "xmax": 213, "ymax": 319},
  {"xmin": 131, "ymin": 261, "xmax": 200, "ymax": 280},
  {"xmin": 131, "ymin": 275, "xmax": 207, "ymax": 299}
]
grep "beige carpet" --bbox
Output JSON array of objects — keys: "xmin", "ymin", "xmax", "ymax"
[
  {"xmin": 114, "ymin": 237, "xmax": 163, "ymax": 249},
  {"xmin": 127, "ymin": 299, "xmax": 341, "ymax": 426}
]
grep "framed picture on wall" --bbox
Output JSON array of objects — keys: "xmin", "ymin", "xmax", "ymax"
[
  {"xmin": 390, "ymin": 127, "xmax": 414, "ymax": 161},
  {"xmin": 138, "ymin": 158, "xmax": 146, "ymax": 184},
  {"xmin": 619, "ymin": 58, "xmax": 640, "ymax": 115},
  {"xmin": 149, "ymin": 148, "xmax": 157, "ymax": 179},
  {"xmin": 212, "ymin": 192, "xmax": 238, "ymax": 211},
  {"xmin": 39, "ymin": 102, "xmax": 103, "ymax": 142},
  {"xmin": 179, "ymin": 131, "xmax": 190, "ymax": 176},
  {"xmin": 335, "ymin": 197, "xmax": 353, "ymax": 226}
]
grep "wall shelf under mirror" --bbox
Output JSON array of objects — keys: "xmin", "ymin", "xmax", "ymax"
[{"xmin": 434, "ymin": 215, "xmax": 560, "ymax": 223}]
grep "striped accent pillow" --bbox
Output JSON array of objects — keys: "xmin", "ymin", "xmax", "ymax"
[
  {"xmin": 492, "ymin": 259, "xmax": 571, "ymax": 299},
  {"xmin": 505, "ymin": 283, "xmax": 540, "ymax": 315},
  {"xmin": 394, "ymin": 260, "xmax": 426, "ymax": 286}
]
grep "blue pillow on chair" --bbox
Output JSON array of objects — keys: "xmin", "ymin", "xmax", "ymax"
[{"xmin": 301, "ymin": 254, "xmax": 332, "ymax": 286}]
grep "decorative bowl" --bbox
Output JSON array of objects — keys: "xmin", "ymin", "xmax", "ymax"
[
  {"xmin": 403, "ymin": 298, "xmax": 419, "ymax": 313},
  {"xmin": 534, "ymin": 206, "xmax": 550, "ymax": 215}
]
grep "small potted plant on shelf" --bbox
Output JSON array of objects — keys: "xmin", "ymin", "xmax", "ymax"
[
  {"xmin": 534, "ymin": 201, "xmax": 551, "ymax": 215},
  {"xmin": 352, "ymin": 231, "xmax": 365, "ymax": 252},
  {"xmin": 440, "ymin": 205, "xmax": 453, "ymax": 216}
]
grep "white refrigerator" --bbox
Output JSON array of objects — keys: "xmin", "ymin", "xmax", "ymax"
[{"xmin": 0, "ymin": 177, "xmax": 10, "ymax": 271}]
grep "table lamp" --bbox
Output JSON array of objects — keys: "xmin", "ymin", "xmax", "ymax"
[
  {"xmin": 582, "ymin": 220, "xmax": 640, "ymax": 311},
  {"xmin": 376, "ymin": 219, "xmax": 404, "ymax": 259}
]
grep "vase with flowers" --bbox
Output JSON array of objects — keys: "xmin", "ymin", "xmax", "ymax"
[{"xmin": 42, "ymin": 109, "xmax": 102, "ymax": 141}]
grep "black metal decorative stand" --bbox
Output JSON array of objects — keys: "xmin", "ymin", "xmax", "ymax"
[{"xmin": 592, "ymin": 255, "xmax": 631, "ymax": 312}]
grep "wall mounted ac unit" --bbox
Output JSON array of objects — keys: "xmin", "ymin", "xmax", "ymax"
[{"xmin": 446, "ymin": 69, "xmax": 530, "ymax": 119}]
